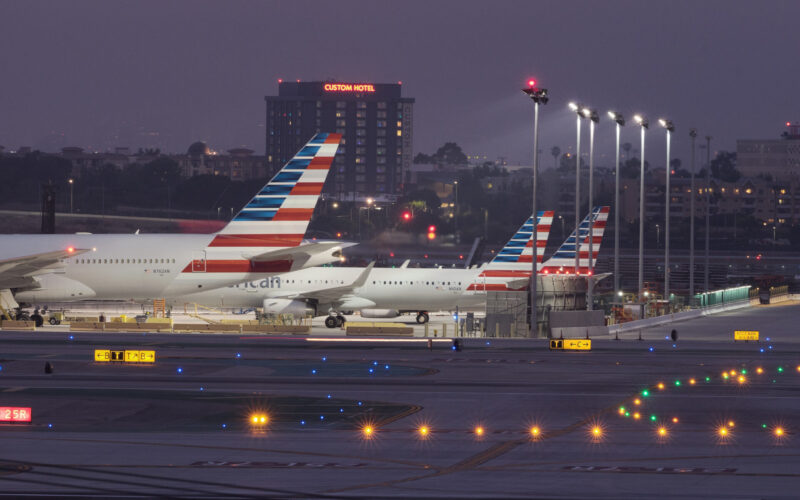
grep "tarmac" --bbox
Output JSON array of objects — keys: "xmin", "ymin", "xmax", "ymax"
[{"xmin": 0, "ymin": 303, "xmax": 799, "ymax": 498}]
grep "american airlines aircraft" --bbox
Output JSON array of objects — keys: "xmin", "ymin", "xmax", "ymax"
[
  {"xmin": 4, "ymin": 133, "xmax": 344, "ymax": 323},
  {"xmin": 176, "ymin": 209, "xmax": 613, "ymax": 327}
]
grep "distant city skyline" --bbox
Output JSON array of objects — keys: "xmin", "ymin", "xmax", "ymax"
[{"xmin": 1, "ymin": 0, "xmax": 798, "ymax": 168}]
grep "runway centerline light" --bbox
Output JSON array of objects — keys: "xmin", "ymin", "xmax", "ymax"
[
  {"xmin": 633, "ymin": 412, "xmax": 641, "ymax": 420},
  {"xmin": 727, "ymin": 420, "xmax": 735, "ymax": 428},
  {"xmin": 362, "ymin": 425, "xmax": 375, "ymax": 438},
  {"xmin": 618, "ymin": 406, "xmax": 626, "ymax": 415},
  {"xmin": 418, "ymin": 425, "xmax": 430, "ymax": 438},
  {"xmin": 530, "ymin": 426, "xmax": 541, "ymax": 438},
  {"xmin": 657, "ymin": 383, "xmax": 665, "ymax": 390},
  {"xmin": 737, "ymin": 375, "xmax": 747, "ymax": 384},
  {"xmin": 590, "ymin": 425, "xmax": 604, "ymax": 440},
  {"xmin": 634, "ymin": 398, "xmax": 641, "ymax": 406},
  {"xmin": 642, "ymin": 390, "xmax": 650, "ymax": 397},
  {"xmin": 650, "ymin": 414, "xmax": 657, "ymax": 422},
  {"xmin": 774, "ymin": 426, "xmax": 785, "ymax": 437},
  {"xmin": 674, "ymin": 380, "xmax": 681, "ymax": 387},
  {"xmin": 657, "ymin": 426, "xmax": 668, "ymax": 437},
  {"xmin": 672, "ymin": 417, "xmax": 679, "ymax": 424},
  {"xmin": 474, "ymin": 425, "xmax": 485, "ymax": 437}
]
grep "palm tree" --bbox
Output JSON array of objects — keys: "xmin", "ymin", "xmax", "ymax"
[
  {"xmin": 622, "ymin": 142, "xmax": 632, "ymax": 160},
  {"xmin": 551, "ymin": 146, "xmax": 561, "ymax": 169}
]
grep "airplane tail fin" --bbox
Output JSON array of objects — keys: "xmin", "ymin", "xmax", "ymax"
[
  {"xmin": 540, "ymin": 206, "xmax": 609, "ymax": 276},
  {"xmin": 467, "ymin": 210, "xmax": 554, "ymax": 291},
  {"xmin": 192, "ymin": 133, "xmax": 340, "ymax": 273}
]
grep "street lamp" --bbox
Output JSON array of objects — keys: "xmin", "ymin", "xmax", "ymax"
[
  {"xmin": 704, "ymin": 135, "xmax": 711, "ymax": 294},
  {"xmin": 568, "ymin": 101, "xmax": 585, "ymax": 274},
  {"xmin": 633, "ymin": 114, "xmax": 648, "ymax": 302},
  {"xmin": 453, "ymin": 180, "xmax": 459, "ymax": 243},
  {"xmin": 581, "ymin": 107, "xmax": 599, "ymax": 311},
  {"xmin": 608, "ymin": 111, "xmax": 625, "ymax": 300},
  {"xmin": 523, "ymin": 80, "xmax": 549, "ymax": 338},
  {"xmin": 659, "ymin": 118, "xmax": 674, "ymax": 302},
  {"xmin": 689, "ymin": 128, "xmax": 697, "ymax": 300},
  {"xmin": 68, "ymin": 178, "xmax": 74, "ymax": 213}
]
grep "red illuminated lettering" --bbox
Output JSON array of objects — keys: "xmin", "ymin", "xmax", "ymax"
[
  {"xmin": 323, "ymin": 83, "xmax": 375, "ymax": 93},
  {"xmin": 0, "ymin": 407, "xmax": 32, "ymax": 422}
]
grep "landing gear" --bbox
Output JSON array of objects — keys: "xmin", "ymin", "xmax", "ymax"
[
  {"xmin": 335, "ymin": 315, "xmax": 346, "ymax": 327},
  {"xmin": 325, "ymin": 316, "xmax": 338, "ymax": 329},
  {"xmin": 48, "ymin": 317, "xmax": 61, "ymax": 325},
  {"xmin": 30, "ymin": 314, "xmax": 44, "ymax": 327},
  {"xmin": 416, "ymin": 312, "xmax": 429, "ymax": 324}
]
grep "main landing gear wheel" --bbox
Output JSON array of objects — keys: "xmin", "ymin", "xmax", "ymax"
[
  {"xmin": 48, "ymin": 317, "xmax": 60, "ymax": 325},
  {"xmin": 30, "ymin": 314, "xmax": 44, "ymax": 327},
  {"xmin": 325, "ymin": 316, "xmax": 338, "ymax": 329},
  {"xmin": 335, "ymin": 315, "xmax": 346, "ymax": 327},
  {"xmin": 416, "ymin": 312, "xmax": 429, "ymax": 324}
]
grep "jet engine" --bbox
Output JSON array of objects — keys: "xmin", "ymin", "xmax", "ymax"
[
  {"xmin": 360, "ymin": 308, "xmax": 400, "ymax": 319},
  {"xmin": 262, "ymin": 298, "xmax": 315, "ymax": 317}
]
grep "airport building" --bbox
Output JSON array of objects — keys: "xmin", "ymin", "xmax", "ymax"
[
  {"xmin": 737, "ymin": 122, "xmax": 800, "ymax": 181},
  {"xmin": 265, "ymin": 81, "xmax": 414, "ymax": 201}
]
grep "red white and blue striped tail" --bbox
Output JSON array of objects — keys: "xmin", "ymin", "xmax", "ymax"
[
  {"xmin": 539, "ymin": 206, "xmax": 609, "ymax": 276},
  {"xmin": 468, "ymin": 210, "xmax": 554, "ymax": 291},
  {"xmin": 198, "ymin": 133, "xmax": 341, "ymax": 272}
]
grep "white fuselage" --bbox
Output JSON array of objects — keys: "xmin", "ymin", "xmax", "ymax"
[
  {"xmin": 176, "ymin": 266, "xmax": 488, "ymax": 313},
  {"xmin": 4, "ymin": 234, "xmax": 290, "ymax": 303}
]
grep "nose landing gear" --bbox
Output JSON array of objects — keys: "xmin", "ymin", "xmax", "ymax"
[
  {"xmin": 325, "ymin": 314, "xmax": 346, "ymax": 328},
  {"xmin": 416, "ymin": 311, "xmax": 429, "ymax": 324}
]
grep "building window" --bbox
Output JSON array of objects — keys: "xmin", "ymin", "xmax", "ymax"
[
  {"xmin": 336, "ymin": 101, "xmax": 346, "ymax": 108},
  {"xmin": 336, "ymin": 111, "xmax": 345, "ymax": 118},
  {"xmin": 356, "ymin": 110, "xmax": 366, "ymax": 119},
  {"xmin": 357, "ymin": 120, "xmax": 366, "ymax": 127},
  {"xmin": 376, "ymin": 138, "xmax": 386, "ymax": 146},
  {"xmin": 396, "ymin": 121, "xmax": 402, "ymax": 127},
  {"xmin": 377, "ymin": 120, "xmax": 387, "ymax": 128},
  {"xmin": 377, "ymin": 147, "xmax": 386, "ymax": 155},
  {"xmin": 355, "ymin": 156, "xmax": 366, "ymax": 164},
  {"xmin": 336, "ymin": 119, "xmax": 346, "ymax": 127},
  {"xmin": 357, "ymin": 101, "xmax": 366, "ymax": 109},
  {"xmin": 356, "ymin": 147, "xmax": 366, "ymax": 155},
  {"xmin": 377, "ymin": 110, "xmax": 387, "ymax": 118},
  {"xmin": 397, "ymin": 130, "xmax": 402, "ymax": 137},
  {"xmin": 356, "ymin": 129, "xmax": 366, "ymax": 137},
  {"xmin": 377, "ymin": 129, "xmax": 386, "ymax": 137}
]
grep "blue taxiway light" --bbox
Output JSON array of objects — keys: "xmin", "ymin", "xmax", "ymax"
[
  {"xmin": 339, "ymin": 408, "xmax": 344, "ymax": 413},
  {"xmin": 672, "ymin": 344, "xmax": 677, "ymax": 348},
  {"xmin": 199, "ymin": 387, "xmax": 204, "ymax": 391},
  {"xmin": 48, "ymin": 424, "xmax": 53, "ymax": 428},
  {"xmin": 300, "ymin": 420, "xmax": 306, "ymax": 425},
  {"xmin": 176, "ymin": 367, "xmax": 183, "ymax": 374},
  {"xmin": 373, "ymin": 361, "xmax": 378, "ymax": 366},
  {"xmin": 369, "ymin": 368, "xmax": 374, "ymax": 373},
  {"xmin": 326, "ymin": 394, "xmax": 331, "ymax": 399},
  {"xmin": 322, "ymin": 356, "xmax": 327, "ymax": 362},
  {"xmin": 769, "ymin": 345, "xmax": 773, "ymax": 350},
  {"xmin": 222, "ymin": 424, "xmax": 227, "ymax": 428},
  {"xmin": 311, "ymin": 369, "xmax": 317, "ymax": 374},
  {"xmin": 68, "ymin": 335, "xmax": 74, "ymax": 340},
  {"xmin": 384, "ymin": 365, "xmax": 390, "ymax": 369},
  {"xmin": 320, "ymin": 415, "xmax": 325, "ymax": 420},
  {"xmin": 358, "ymin": 401, "xmax": 363, "ymax": 406},
  {"xmin": 649, "ymin": 347, "xmax": 654, "ymax": 352},
  {"xmin": 235, "ymin": 353, "xmax": 241, "ymax": 358}
]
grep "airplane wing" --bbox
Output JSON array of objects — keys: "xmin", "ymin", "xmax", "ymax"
[
  {"xmin": 0, "ymin": 248, "xmax": 91, "ymax": 289},
  {"xmin": 244, "ymin": 241, "xmax": 357, "ymax": 270},
  {"xmin": 400, "ymin": 259, "xmax": 410, "ymax": 269},
  {"xmin": 264, "ymin": 262, "xmax": 375, "ymax": 304}
]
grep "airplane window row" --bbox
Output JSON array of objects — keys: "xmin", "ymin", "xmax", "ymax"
[
  {"xmin": 74, "ymin": 258, "xmax": 177, "ymax": 264},
  {"xmin": 371, "ymin": 281, "xmax": 462, "ymax": 286}
]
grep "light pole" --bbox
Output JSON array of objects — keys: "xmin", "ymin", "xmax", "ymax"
[
  {"xmin": 68, "ymin": 178, "xmax": 74, "ymax": 213},
  {"xmin": 689, "ymin": 129, "xmax": 697, "ymax": 301},
  {"xmin": 581, "ymin": 107, "xmax": 599, "ymax": 310},
  {"xmin": 523, "ymin": 80, "xmax": 549, "ymax": 338},
  {"xmin": 634, "ymin": 114, "xmax": 649, "ymax": 302},
  {"xmin": 568, "ymin": 102, "xmax": 584, "ymax": 275},
  {"xmin": 704, "ymin": 136, "xmax": 711, "ymax": 293},
  {"xmin": 659, "ymin": 118, "xmax": 674, "ymax": 302},
  {"xmin": 453, "ymin": 180, "xmax": 459, "ymax": 244},
  {"xmin": 608, "ymin": 112, "xmax": 625, "ymax": 300}
]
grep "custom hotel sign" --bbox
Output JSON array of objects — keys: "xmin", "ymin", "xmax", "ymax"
[{"xmin": 323, "ymin": 83, "xmax": 376, "ymax": 92}]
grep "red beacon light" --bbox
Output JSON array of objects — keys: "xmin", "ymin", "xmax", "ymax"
[
  {"xmin": 527, "ymin": 79, "xmax": 536, "ymax": 88},
  {"xmin": 66, "ymin": 246, "xmax": 75, "ymax": 253},
  {"xmin": 402, "ymin": 211, "xmax": 412, "ymax": 221}
]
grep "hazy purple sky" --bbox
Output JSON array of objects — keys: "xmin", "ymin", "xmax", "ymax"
[{"xmin": 1, "ymin": 0, "xmax": 798, "ymax": 168}]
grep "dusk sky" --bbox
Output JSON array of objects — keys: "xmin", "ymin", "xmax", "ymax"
[{"xmin": 1, "ymin": 0, "xmax": 798, "ymax": 168}]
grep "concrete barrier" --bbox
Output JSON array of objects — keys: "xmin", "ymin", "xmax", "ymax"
[
  {"xmin": 70, "ymin": 322, "xmax": 106, "ymax": 331},
  {"xmin": 346, "ymin": 322, "xmax": 413, "ymax": 336},
  {"xmin": 103, "ymin": 322, "xmax": 171, "ymax": 333},
  {"xmin": 0, "ymin": 320, "xmax": 36, "ymax": 331},
  {"xmin": 241, "ymin": 324, "xmax": 310, "ymax": 334},
  {"xmin": 172, "ymin": 323, "xmax": 242, "ymax": 333}
]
